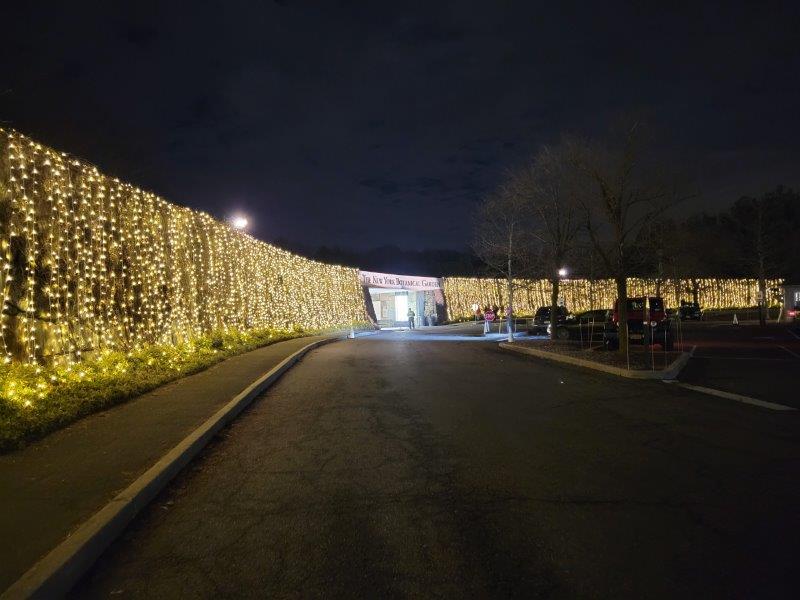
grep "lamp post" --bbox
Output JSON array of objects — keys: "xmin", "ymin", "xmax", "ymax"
[{"xmin": 231, "ymin": 215, "xmax": 249, "ymax": 230}]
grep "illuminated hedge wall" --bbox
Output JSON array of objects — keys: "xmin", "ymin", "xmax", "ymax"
[
  {"xmin": 442, "ymin": 276, "xmax": 783, "ymax": 320},
  {"xmin": 0, "ymin": 129, "xmax": 367, "ymax": 365}
]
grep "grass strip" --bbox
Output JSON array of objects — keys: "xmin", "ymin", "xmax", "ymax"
[{"xmin": 0, "ymin": 327, "xmax": 317, "ymax": 452}]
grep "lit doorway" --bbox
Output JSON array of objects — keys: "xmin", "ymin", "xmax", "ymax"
[{"xmin": 394, "ymin": 293, "xmax": 408, "ymax": 325}]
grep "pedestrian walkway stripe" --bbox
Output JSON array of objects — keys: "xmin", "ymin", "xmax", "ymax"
[{"xmin": 673, "ymin": 382, "xmax": 797, "ymax": 411}]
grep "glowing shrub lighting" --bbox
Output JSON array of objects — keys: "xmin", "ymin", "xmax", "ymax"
[{"xmin": 0, "ymin": 327, "xmax": 311, "ymax": 450}]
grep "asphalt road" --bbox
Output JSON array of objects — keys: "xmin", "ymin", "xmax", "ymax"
[
  {"xmin": 678, "ymin": 322, "xmax": 800, "ymax": 408},
  {"xmin": 74, "ymin": 333, "xmax": 800, "ymax": 598}
]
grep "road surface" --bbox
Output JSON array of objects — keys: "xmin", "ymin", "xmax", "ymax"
[
  {"xmin": 678, "ymin": 321, "xmax": 800, "ymax": 408},
  {"xmin": 74, "ymin": 333, "xmax": 800, "ymax": 598}
]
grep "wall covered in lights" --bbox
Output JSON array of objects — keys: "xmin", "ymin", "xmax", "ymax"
[
  {"xmin": 442, "ymin": 276, "xmax": 783, "ymax": 320},
  {"xmin": 0, "ymin": 129, "xmax": 368, "ymax": 365}
]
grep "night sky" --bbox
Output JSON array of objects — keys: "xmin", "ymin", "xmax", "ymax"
[{"xmin": 2, "ymin": 2, "xmax": 799, "ymax": 252}]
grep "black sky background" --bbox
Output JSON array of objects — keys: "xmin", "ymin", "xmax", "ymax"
[{"xmin": 1, "ymin": 1, "xmax": 799, "ymax": 254}]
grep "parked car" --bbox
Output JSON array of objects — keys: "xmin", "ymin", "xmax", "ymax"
[
  {"xmin": 549, "ymin": 309, "xmax": 610, "ymax": 341},
  {"xmin": 785, "ymin": 302, "xmax": 799, "ymax": 323},
  {"xmin": 676, "ymin": 300, "xmax": 702, "ymax": 320},
  {"xmin": 603, "ymin": 297, "xmax": 673, "ymax": 350},
  {"xmin": 527, "ymin": 305, "xmax": 570, "ymax": 335}
]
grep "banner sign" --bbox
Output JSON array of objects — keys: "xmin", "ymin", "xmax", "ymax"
[{"xmin": 359, "ymin": 270, "xmax": 442, "ymax": 291}]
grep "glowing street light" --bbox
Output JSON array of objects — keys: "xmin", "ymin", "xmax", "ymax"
[
  {"xmin": 231, "ymin": 215, "xmax": 249, "ymax": 230},
  {"xmin": 558, "ymin": 267, "xmax": 568, "ymax": 278}
]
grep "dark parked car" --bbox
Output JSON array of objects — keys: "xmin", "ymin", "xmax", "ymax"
[
  {"xmin": 551, "ymin": 309, "xmax": 611, "ymax": 341},
  {"xmin": 603, "ymin": 297, "xmax": 673, "ymax": 350},
  {"xmin": 676, "ymin": 300, "xmax": 702, "ymax": 320},
  {"xmin": 527, "ymin": 306, "xmax": 569, "ymax": 335}
]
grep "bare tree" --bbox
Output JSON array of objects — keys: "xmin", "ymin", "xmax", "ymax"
[
  {"xmin": 668, "ymin": 213, "xmax": 737, "ymax": 306},
  {"xmin": 510, "ymin": 143, "xmax": 582, "ymax": 339},
  {"xmin": 723, "ymin": 189, "xmax": 796, "ymax": 326},
  {"xmin": 567, "ymin": 121, "xmax": 686, "ymax": 355},
  {"xmin": 472, "ymin": 180, "xmax": 535, "ymax": 341}
]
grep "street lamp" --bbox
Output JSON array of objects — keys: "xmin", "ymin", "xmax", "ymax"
[
  {"xmin": 231, "ymin": 215, "xmax": 249, "ymax": 230},
  {"xmin": 558, "ymin": 267, "xmax": 568, "ymax": 278}
]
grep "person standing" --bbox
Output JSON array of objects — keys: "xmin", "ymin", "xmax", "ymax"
[{"xmin": 407, "ymin": 308, "xmax": 416, "ymax": 329}]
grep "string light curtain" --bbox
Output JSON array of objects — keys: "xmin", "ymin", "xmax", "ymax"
[
  {"xmin": 442, "ymin": 277, "xmax": 783, "ymax": 320},
  {"xmin": 0, "ymin": 129, "xmax": 367, "ymax": 365}
]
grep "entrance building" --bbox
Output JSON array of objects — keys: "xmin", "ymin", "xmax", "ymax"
[{"xmin": 359, "ymin": 271, "xmax": 446, "ymax": 329}]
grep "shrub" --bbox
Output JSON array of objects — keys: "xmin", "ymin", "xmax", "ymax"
[{"xmin": 0, "ymin": 327, "xmax": 311, "ymax": 452}]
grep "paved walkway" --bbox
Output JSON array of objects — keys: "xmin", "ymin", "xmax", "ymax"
[{"xmin": 0, "ymin": 333, "xmax": 340, "ymax": 592}]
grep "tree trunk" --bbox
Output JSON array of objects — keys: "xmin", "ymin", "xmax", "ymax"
[
  {"xmin": 616, "ymin": 276, "xmax": 629, "ymax": 356},
  {"xmin": 507, "ymin": 263, "xmax": 514, "ymax": 342},
  {"xmin": 549, "ymin": 277, "xmax": 560, "ymax": 340},
  {"xmin": 758, "ymin": 276, "xmax": 767, "ymax": 327},
  {"xmin": 691, "ymin": 279, "xmax": 699, "ymax": 305}
]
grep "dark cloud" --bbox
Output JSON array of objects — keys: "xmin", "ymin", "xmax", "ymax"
[
  {"xmin": 359, "ymin": 176, "xmax": 449, "ymax": 197},
  {"xmin": 117, "ymin": 22, "xmax": 159, "ymax": 47},
  {"xmin": 1, "ymin": 1, "xmax": 799, "ymax": 251},
  {"xmin": 359, "ymin": 178, "xmax": 400, "ymax": 196}
]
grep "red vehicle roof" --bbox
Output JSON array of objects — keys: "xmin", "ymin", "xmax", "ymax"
[{"xmin": 612, "ymin": 297, "xmax": 666, "ymax": 323}]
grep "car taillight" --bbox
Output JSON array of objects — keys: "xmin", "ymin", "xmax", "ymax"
[{"xmin": 789, "ymin": 310, "xmax": 797, "ymax": 317}]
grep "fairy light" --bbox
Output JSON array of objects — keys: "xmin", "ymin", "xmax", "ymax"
[
  {"xmin": 0, "ymin": 128, "xmax": 369, "ymax": 377},
  {"xmin": 442, "ymin": 276, "xmax": 783, "ymax": 320},
  {"xmin": 1, "ymin": 127, "xmax": 782, "ymax": 409}
]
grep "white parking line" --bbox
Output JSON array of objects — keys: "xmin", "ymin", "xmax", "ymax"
[
  {"xmin": 691, "ymin": 355, "xmax": 792, "ymax": 362},
  {"xmin": 779, "ymin": 345, "xmax": 800, "ymax": 359},
  {"xmin": 673, "ymin": 382, "xmax": 797, "ymax": 411}
]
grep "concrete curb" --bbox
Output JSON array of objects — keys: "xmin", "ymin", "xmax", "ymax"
[
  {"xmin": 498, "ymin": 342, "xmax": 691, "ymax": 380},
  {"xmin": 2, "ymin": 336, "xmax": 341, "ymax": 599}
]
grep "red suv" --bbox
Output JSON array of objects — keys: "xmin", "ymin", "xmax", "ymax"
[{"xmin": 605, "ymin": 297, "xmax": 673, "ymax": 350}]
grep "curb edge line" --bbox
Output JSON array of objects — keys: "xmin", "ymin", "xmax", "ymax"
[
  {"xmin": 498, "ymin": 342, "xmax": 690, "ymax": 380},
  {"xmin": 2, "ymin": 336, "xmax": 341, "ymax": 599}
]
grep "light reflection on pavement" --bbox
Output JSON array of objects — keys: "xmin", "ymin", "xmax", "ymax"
[{"xmin": 361, "ymin": 329, "xmax": 541, "ymax": 342}]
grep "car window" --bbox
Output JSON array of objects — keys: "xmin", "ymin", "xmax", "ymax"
[
  {"xmin": 627, "ymin": 299, "xmax": 644, "ymax": 311},
  {"xmin": 577, "ymin": 310, "xmax": 604, "ymax": 320}
]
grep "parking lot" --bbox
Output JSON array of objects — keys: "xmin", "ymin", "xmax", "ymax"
[
  {"xmin": 677, "ymin": 321, "xmax": 800, "ymax": 409},
  {"xmin": 461, "ymin": 313, "xmax": 799, "ymax": 410}
]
